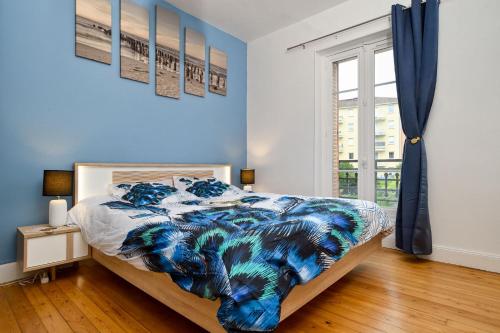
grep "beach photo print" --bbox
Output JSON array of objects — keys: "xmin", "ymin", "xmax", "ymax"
[{"xmin": 75, "ymin": 0, "xmax": 112, "ymax": 64}]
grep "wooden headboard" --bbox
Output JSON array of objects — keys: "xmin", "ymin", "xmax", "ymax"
[{"xmin": 74, "ymin": 163, "xmax": 231, "ymax": 204}]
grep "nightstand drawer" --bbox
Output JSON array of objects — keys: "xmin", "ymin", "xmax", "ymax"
[{"xmin": 26, "ymin": 234, "xmax": 67, "ymax": 268}]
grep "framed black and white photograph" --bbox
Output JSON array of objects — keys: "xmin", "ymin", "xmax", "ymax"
[
  {"xmin": 155, "ymin": 6, "xmax": 180, "ymax": 99},
  {"xmin": 184, "ymin": 28, "xmax": 205, "ymax": 97},
  {"xmin": 120, "ymin": 0, "xmax": 149, "ymax": 83},
  {"xmin": 75, "ymin": 0, "xmax": 112, "ymax": 64},
  {"xmin": 209, "ymin": 47, "xmax": 227, "ymax": 96}
]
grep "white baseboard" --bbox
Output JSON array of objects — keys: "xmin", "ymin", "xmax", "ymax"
[
  {"xmin": 382, "ymin": 235, "xmax": 500, "ymax": 273},
  {"xmin": 0, "ymin": 262, "xmax": 33, "ymax": 285}
]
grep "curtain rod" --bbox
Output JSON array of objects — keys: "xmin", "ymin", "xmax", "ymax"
[{"xmin": 286, "ymin": 1, "xmax": 439, "ymax": 52}]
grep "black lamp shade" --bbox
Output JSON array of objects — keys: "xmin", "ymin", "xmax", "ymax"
[
  {"xmin": 240, "ymin": 169, "xmax": 255, "ymax": 185},
  {"xmin": 43, "ymin": 170, "xmax": 73, "ymax": 196}
]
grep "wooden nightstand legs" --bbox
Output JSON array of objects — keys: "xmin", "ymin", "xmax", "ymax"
[{"xmin": 50, "ymin": 266, "xmax": 57, "ymax": 281}]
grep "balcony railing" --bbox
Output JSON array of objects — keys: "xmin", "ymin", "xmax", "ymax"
[
  {"xmin": 338, "ymin": 160, "xmax": 359, "ymax": 199},
  {"xmin": 338, "ymin": 159, "xmax": 402, "ymax": 208}
]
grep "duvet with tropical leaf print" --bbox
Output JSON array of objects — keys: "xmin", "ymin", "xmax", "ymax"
[{"xmin": 69, "ymin": 190, "xmax": 393, "ymax": 332}]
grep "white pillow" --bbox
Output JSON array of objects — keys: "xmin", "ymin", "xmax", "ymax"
[
  {"xmin": 172, "ymin": 176, "xmax": 243, "ymax": 199},
  {"xmin": 108, "ymin": 182, "xmax": 196, "ymax": 206}
]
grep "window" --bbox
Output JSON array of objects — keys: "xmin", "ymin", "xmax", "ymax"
[{"xmin": 329, "ymin": 41, "xmax": 403, "ymax": 217}]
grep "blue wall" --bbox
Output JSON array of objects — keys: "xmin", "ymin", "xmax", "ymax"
[{"xmin": 0, "ymin": 0, "xmax": 247, "ymax": 264}]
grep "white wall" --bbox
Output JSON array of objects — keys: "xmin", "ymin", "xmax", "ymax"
[{"xmin": 248, "ymin": 0, "xmax": 500, "ymax": 272}]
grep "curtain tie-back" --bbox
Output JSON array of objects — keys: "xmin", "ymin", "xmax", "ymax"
[{"xmin": 409, "ymin": 136, "xmax": 421, "ymax": 145}]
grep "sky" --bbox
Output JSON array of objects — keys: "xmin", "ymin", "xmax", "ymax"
[
  {"xmin": 337, "ymin": 49, "xmax": 397, "ymax": 100},
  {"xmin": 156, "ymin": 6, "xmax": 179, "ymax": 50},
  {"xmin": 121, "ymin": 0, "xmax": 149, "ymax": 40},
  {"xmin": 76, "ymin": 0, "xmax": 111, "ymax": 26},
  {"xmin": 375, "ymin": 49, "xmax": 396, "ymax": 84},
  {"xmin": 210, "ymin": 47, "xmax": 227, "ymax": 69},
  {"xmin": 185, "ymin": 28, "xmax": 205, "ymax": 60}
]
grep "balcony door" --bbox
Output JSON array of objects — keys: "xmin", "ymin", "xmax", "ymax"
[{"xmin": 328, "ymin": 38, "xmax": 403, "ymax": 218}]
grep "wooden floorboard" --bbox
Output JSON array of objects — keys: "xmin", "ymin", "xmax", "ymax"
[
  {"xmin": 1, "ymin": 248, "xmax": 499, "ymax": 333},
  {"xmin": 40, "ymin": 282, "xmax": 100, "ymax": 333},
  {"xmin": 22, "ymin": 285, "xmax": 73, "ymax": 333},
  {"xmin": 0, "ymin": 288, "xmax": 21, "ymax": 333},
  {"xmin": 4, "ymin": 285, "xmax": 48, "ymax": 333}
]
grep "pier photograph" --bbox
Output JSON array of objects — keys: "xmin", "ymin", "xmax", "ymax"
[
  {"xmin": 209, "ymin": 47, "xmax": 227, "ymax": 96},
  {"xmin": 75, "ymin": 0, "xmax": 112, "ymax": 64},
  {"xmin": 184, "ymin": 28, "xmax": 205, "ymax": 97},
  {"xmin": 120, "ymin": 0, "xmax": 149, "ymax": 83},
  {"xmin": 155, "ymin": 6, "xmax": 180, "ymax": 98}
]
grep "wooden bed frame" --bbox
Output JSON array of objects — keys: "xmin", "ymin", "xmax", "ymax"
[{"xmin": 74, "ymin": 163, "xmax": 385, "ymax": 333}]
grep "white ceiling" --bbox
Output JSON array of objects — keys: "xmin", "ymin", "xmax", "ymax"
[{"xmin": 166, "ymin": 0, "xmax": 348, "ymax": 41}]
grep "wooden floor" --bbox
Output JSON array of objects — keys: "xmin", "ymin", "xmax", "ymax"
[{"xmin": 1, "ymin": 248, "xmax": 500, "ymax": 333}]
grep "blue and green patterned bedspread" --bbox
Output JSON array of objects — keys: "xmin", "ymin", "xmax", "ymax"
[{"xmin": 69, "ymin": 192, "xmax": 392, "ymax": 332}]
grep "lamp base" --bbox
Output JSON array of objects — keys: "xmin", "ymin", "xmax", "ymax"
[
  {"xmin": 49, "ymin": 199, "xmax": 67, "ymax": 227},
  {"xmin": 243, "ymin": 185, "xmax": 253, "ymax": 192}
]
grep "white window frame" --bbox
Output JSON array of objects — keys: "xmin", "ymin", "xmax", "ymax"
[{"xmin": 313, "ymin": 29, "xmax": 393, "ymax": 201}]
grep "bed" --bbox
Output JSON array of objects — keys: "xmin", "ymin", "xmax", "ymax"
[{"xmin": 70, "ymin": 163, "xmax": 393, "ymax": 332}]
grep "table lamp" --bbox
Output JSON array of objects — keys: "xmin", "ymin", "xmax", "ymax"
[
  {"xmin": 240, "ymin": 169, "xmax": 255, "ymax": 192},
  {"xmin": 43, "ymin": 170, "xmax": 73, "ymax": 227}
]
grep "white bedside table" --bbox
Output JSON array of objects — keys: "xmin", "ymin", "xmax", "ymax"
[{"xmin": 17, "ymin": 224, "xmax": 90, "ymax": 280}]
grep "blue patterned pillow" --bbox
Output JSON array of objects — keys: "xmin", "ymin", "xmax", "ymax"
[
  {"xmin": 173, "ymin": 176, "xmax": 241, "ymax": 199},
  {"xmin": 111, "ymin": 183, "xmax": 178, "ymax": 207}
]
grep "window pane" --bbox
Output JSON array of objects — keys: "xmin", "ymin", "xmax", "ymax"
[
  {"xmin": 375, "ymin": 82, "xmax": 397, "ymax": 98},
  {"xmin": 374, "ymin": 57, "xmax": 402, "ymax": 212},
  {"xmin": 333, "ymin": 58, "xmax": 358, "ymax": 199},
  {"xmin": 338, "ymin": 58, "xmax": 358, "ymax": 92},
  {"xmin": 339, "ymin": 95, "xmax": 359, "ymax": 200},
  {"xmin": 375, "ymin": 49, "xmax": 396, "ymax": 85}
]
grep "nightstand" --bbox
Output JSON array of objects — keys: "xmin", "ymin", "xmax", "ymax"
[{"xmin": 17, "ymin": 224, "xmax": 90, "ymax": 280}]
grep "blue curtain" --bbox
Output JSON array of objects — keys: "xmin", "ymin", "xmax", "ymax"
[{"xmin": 391, "ymin": 0, "xmax": 439, "ymax": 255}]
